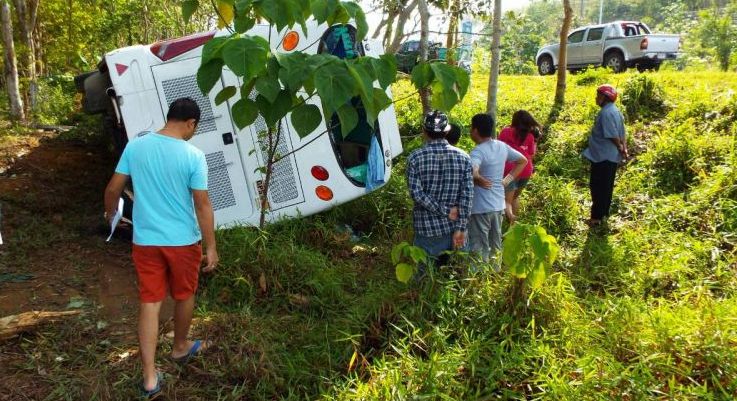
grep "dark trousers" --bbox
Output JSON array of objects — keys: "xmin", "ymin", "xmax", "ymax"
[{"xmin": 589, "ymin": 161, "xmax": 618, "ymax": 220}]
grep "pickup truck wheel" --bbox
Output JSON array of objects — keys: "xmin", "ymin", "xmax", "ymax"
[
  {"xmin": 537, "ymin": 55, "xmax": 555, "ymax": 75},
  {"xmin": 604, "ymin": 51, "xmax": 626, "ymax": 73}
]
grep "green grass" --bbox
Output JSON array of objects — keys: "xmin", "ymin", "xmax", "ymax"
[{"xmin": 2, "ymin": 70, "xmax": 736, "ymax": 400}]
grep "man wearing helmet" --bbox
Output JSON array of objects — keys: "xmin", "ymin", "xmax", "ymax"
[
  {"xmin": 583, "ymin": 84, "xmax": 628, "ymax": 227},
  {"xmin": 407, "ymin": 110, "xmax": 474, "ymax": 276}
]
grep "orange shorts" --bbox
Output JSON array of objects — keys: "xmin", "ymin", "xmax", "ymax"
[{"xmin": 132, "ymin": 243, "xmax": 202, "ymax": 303}]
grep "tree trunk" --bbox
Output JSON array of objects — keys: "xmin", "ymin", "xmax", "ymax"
[
  {"xmin": 259, "ymin": 125, "xmax": 282, "ymax": 229},
  {"xmin": 1, "ymin": 1, "xmax": 24, "ymax": 121},
  {"xmin": 381, "ymin": 9, "xmax": 398, "ymax": 48},
  {"xmin": 485, "ymin": 0, "xmax": 502, "ymax": 121},
  {"xmin": 418, "ymin": 0, "xmax": 431, "ymax": 113},
  {"xmin": 554, "ymin": 0, "xmax": 573, "ymax": 107},
  {"xmin": 13, "ymin": 0, "xmax": 39, "ymax": 113},
  {"xmin": 445, "ymin": 0, "xmax": 460, "ymax": 65},
  {"xmin": 387, "ymin": 0, "xmax": 419, "ymax": 54}
]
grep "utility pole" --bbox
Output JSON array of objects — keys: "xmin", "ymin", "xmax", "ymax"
[
  {"xmin": 580, "ymin": 0, "xmax": 584, "ymax": 18},
  {"xmin": 598, "ymin": 0, "xmax": 604, "ymax": 24}
]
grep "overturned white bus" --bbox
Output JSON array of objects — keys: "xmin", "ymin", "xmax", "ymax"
[{"xmin": 76, "ymin": 21, "xmax": 403, "ymax": 228}]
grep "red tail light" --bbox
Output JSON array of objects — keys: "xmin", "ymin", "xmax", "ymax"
[
  {"xmin": 316, "ymin": 186, "xmax": 334, "ymax": 201},
  {"xmin": 311, "ymin": 166, "xmax": 329, "ymax": 181},
  {"xmin": 150, "ymin": 31, "xmax": 216, "ymax": 61},
  {"xmin": 640, "ymin": 38, "xmax": 649, "ymax": 50}
]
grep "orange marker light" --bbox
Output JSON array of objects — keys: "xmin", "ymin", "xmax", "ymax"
[
  {"xmin": 282, "ymin": 31, "xmax": 300, "ymax": 51},
  {"xmin": 316, "ymin": 185, "xmax": 334, "ymax": 201}
]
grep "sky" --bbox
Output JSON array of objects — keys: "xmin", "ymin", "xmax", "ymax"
[{"xmin": 362, "ymin": 0, "xmax": 533, "ymax": 42}]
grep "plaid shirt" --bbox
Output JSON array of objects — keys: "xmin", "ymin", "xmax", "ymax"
[{"xmin": 407, "ymin": 139, "xmax": 473, "ymax": 237}]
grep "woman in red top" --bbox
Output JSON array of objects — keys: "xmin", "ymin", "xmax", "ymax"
[{"xmin": 498, "ymin": 110, "xmax": 542, "ymax": 223}]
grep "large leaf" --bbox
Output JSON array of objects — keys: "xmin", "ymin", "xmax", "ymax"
[
  {"xmin": 372, "ymin": 87, "xmax": 392, "ymax": 112},
  {"xmin": 254, "ymin": 73, "xmax": 281, "ymax": 103},
  {"xmin": 335, "ymin": 103, "xmax": 358, "ymax": 137},
  {"xmin": 232, "ymin": 97, "xmax": 259, "ymax": 129},
  {"xmin": 222, "ymin": 36, "xmax": 269, "ymax": 79},
  {"xmin": 395, "ymin": 263, "xmax": 415, "ymax": 284},
  {"xmin": 181, "ymin": 0, "xmax": 199, "ymax": 23},
  {"xmin": 408, "ymin": 246, "xmax": 428, "ymax": 265},
  {"xmin": 234, "ymin": 13, "xmax": 255, "ymax": 33},
  {"xmin": 391, "ymin": 242, "xmax": 409, "ymax": 265},
  {"xmin": 290, "ymin": 103, "xmax": 321, "ymax": 138},
  {"xmin": 454, "ymin": 66, "xmax": 470, "ymax": 100},
  {"xmin": 314, "ymin": 60, "xmax": 355, "ymax": 115},
  {"xmin": 277, "ymin": 52, "xmax": 312, "ymax": 92},
  {"xmin": 370, "ymin": 54, "xmax": 398, "ymax": 90},
  {"xmin": 235, "ymin": 0, "xmax": 253, "ymax": 15},
  {"xmin": 256, "ymin": 90, "xmax": 293, "ymax": 127},
  {"xmin": 202, "ymin": 37, "xmax": 228, "ymax": 64},
  {"xmin": 217, "ymin": 1, "xmax": 235, "ymax": 28},
  {"xmin": 340, "ymin": 2, "xmax": 368, "ymax": 41},
  {"xmin": 410, "ymin": 62, "xmax": 433, "ymax": 90},
  {"xmin": 215, "ymin": 85, "xmax": 237, "ymax": 105},
  {"xmin": 257, "ymin": 0, "xmax": 305, "ymax": 31},
  {"xmin": 346, "ymin": 62, "xmax": 376, "ymax": 127},
  {"xmin": 311, "ymin": 0, "xmax": 338, "ymax": 24},
  {"xmin": 196, "ymin": 58, "xmax": 224, "ymax": 94},
  {"xmin": 430, "ymin": 63, "xmax": 467, "ymax": 111}
]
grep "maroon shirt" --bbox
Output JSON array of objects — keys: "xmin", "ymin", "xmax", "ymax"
[{"xmin": 499, "ymin": 127, "xmax": 536, "ymax": 179}]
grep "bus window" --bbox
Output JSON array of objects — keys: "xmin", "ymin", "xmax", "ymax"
[{"xmin": 318, "ymin": 25, "xmax": 385, "ymax": 187}]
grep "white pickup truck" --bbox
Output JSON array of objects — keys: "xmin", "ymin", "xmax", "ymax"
[{"xmin": 536, "ymin": 21, "xmax": 680, "ymax": 75}]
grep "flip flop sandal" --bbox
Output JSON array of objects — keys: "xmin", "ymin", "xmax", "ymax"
[
  {"xmin": 172, "ymin": 339, "xmax": 204, "ymax": 364},
  {"xmin": 140, "ymin": 372, "xmax": 163, "ymax": 399}
]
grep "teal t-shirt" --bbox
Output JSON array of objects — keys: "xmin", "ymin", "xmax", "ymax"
[{"xmin": 115, "ymin": 132, "xmax": 208, "ymax": 246}]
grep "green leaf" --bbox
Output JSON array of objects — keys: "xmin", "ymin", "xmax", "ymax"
[
  {"xmin": 346, "ymin": 62, "xmax": 376, "ymax": 126},
  {"xmin": 254, "ymin": 73, "xmax": 281, "ymax": 103},
  {"xmin": 182, "ymin": 0, "xmax": 199, "ymax": 23},
  {"xmin": 327, "ymin": 2, "xmax": 350, "ymax": 26},
  {"xmin": 222, "ymin": 36, "xmax": 269, "ymax": 79},
  {"xmin": 372, "ymin": 87, "xmax": 391, "ymax": 112},
  {"xmin": 235, "ymin": 0, "xmax": 253, "ymax": 15},
  {"xmin": 340, "ymin": 2, "xmax": 368, "ymax": 41},
  {"xmin": 232, "ymin": 97, "xmax": 259, "ymax": 129},
  {"xmin": 241, "ymin": 78, "xmax": 257, "ymax": 98},
  {"xmin": 196, "ymin": 59, "xmax": 224, "ymax": 94},
  {"xmin": 454, "ymin": 66, "xmax": 470, "ymax": 100},
  {"xmin": 335, "ymin": 103, "xmax": 358, "ymax": 137},
  {"xmin": 277, "ymin": 52, "xmax": 312, "ymax": 92},
  {"xmin": 234, "ymin": 13, "xmax": 255, "ymax": 33},
  {"xmin": 314, "ymin": 59, "xmax": 355, "ymax": 115},
  {"xmin": 256, "ymin": 90, "xmax": 293, "ymax": 127},
  {"xmin": 391, "ymin": 242, "xmax": 409, "ymax": 265},
  {"xmin": 410, "ymin": 62, "xmax": 433, "ymax": 90},
  {"xmin": 370, "ymin": 55, "xmax": 398, "ymax": 90},
  {"xmin": 290, "ymin": 103, "xmax": 322, "ymax": 138},
  {"xmin": 311, "ymin": 0, "xmax": 338, "ymax": 23},
  {"xmin": 257, "ymin": 0, "xmax": 305, "ymax": 31},
  {"xmin": 408, "ymin": 246, "xmax": 427, "ymax": 264},
  {"xmin": 395, "ymin": 263, "xmax": 415, "ymax": 284},
  {"xmin": 202, "ymin": 37, "xmax": 228, "ymax": 64},
  {"xmin": 215, "ymin": 85, "xmax": 237, "ymax": 105}
]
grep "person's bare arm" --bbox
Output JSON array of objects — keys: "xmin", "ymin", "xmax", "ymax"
[
  {"xmin": 193, "ymin": 190, "xmax": 218, "ymax": 272},
  {"xmin": 503, "ymin": 156, "xmax": 528, "ymax": 186},
  {"xmin": 104, "ymin": 173, "xmax": 128, "ymax": 222},
  {"xmin": 473, "ymin": 165, "xmax": 491, "ymax": 189}
]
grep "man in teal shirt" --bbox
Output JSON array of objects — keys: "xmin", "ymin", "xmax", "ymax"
[
  {"xmin": 583, "ymin": 85, "xmax": 628, "ymax": 227},
  {"xmin": 104, "ymin": 98, "xmax": 218, "ymax": 397}
]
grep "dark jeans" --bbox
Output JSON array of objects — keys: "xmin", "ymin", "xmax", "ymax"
[{"xmin": 589, "ymin": 161, "xmax": 618, "ymax": 220}]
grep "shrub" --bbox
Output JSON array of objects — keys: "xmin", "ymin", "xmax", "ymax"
[
  {"xmin": 620, "ymin": 74, "xmax": 669, "ymax": 121},
  {"xmin": 32, "ymin": 75, "xmax": 77, "ymax": 125}
]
